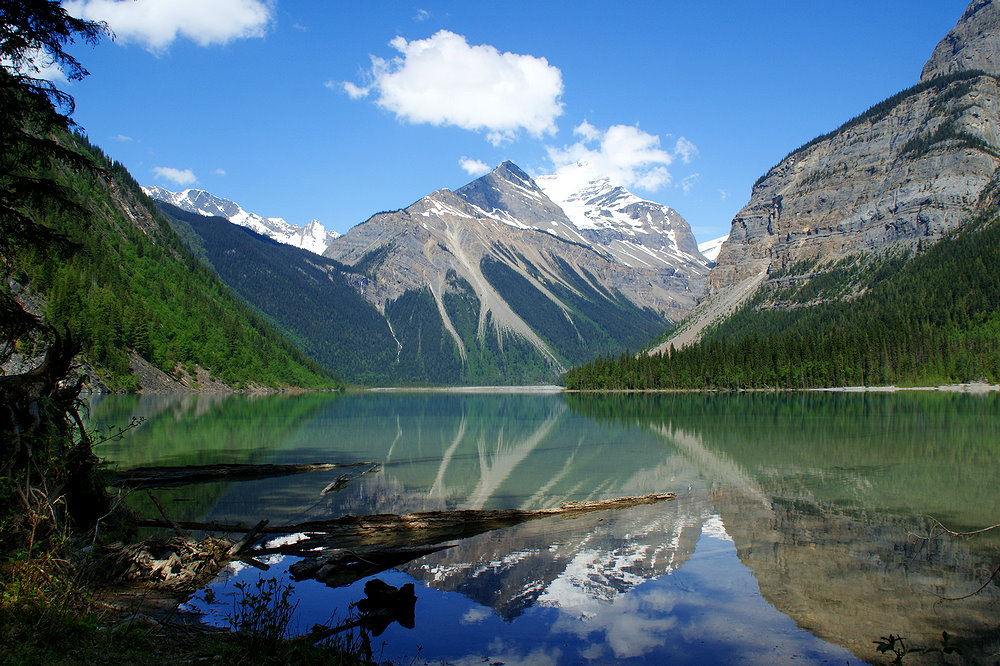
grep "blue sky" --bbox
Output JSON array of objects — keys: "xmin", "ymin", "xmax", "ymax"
[{"xmin": 60, "ymin": 1, "xmax": 967, "ymax": 242}]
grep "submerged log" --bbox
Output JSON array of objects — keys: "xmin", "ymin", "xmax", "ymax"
[
  {"xmin": 279, "ymin": 492, "xmax": 677, "ymax": 550},
  {"xmin": 111, "ymin": 461, "xmax": 376, "ymax": 489},
  {"xmin": 138, "ymin": 492, "xmax": 676, "ymax": 550},
  {"xmin": 288, "ymin": 544, "xmax": 455, "ymax": 588}
]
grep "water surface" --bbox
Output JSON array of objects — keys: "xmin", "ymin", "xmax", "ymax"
[{"xmin": 91, "ymin": 391, "xmax": 1000, "ymax": 664}]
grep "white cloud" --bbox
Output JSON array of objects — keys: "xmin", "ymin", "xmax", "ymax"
[
  {"xmin": 573, "ymin": 120, "xmax": 601, "ymax": 142},
  {"xmin": 212, "ymin": 168, "xmax": 227, "ymax": 176},
  {"xmin": 153, "ymin": 166, "xmax": 197, "ymax": 186},
  {"xmin": 347, "ymin": 30, "xmax": 563, "ymax": 144},
  {"xmin": 459, "ymin": 157, "xmax": 490, "ymax": 176},
  {"xmin": 674, "ymin": 137, "xmax": 698, "ymax": 164},
  {"xmin": 414, "ymin": 9, "xmax": 430, "ymax": 22},
  {"xmin": 460, "ymin": 607, "xmax": 489, "ymax": 624},
  {"xmin": 547, "ymin": 123, "xmax": 674, "ymax": 191},
  {"xmin": 2, "ymin": 46, "xmax": 67, "ymax": 82},
  {"xmin": 64, "ymin": 0, "xmax": 273, "ymax": 51},
  {"xmin": 112, "ymin": 134, "xmax": 133, "ymax": 142},
  {"xmin": 681, "ymin": 173, "xmax": 700, "ymax": 194},
  {"xmin": 341, "ymin": 81, "xmax": 369, "ymax": 99},
  {"xmin": 718, "ymin": 189, "xmax": 729, "ymax": 201}
]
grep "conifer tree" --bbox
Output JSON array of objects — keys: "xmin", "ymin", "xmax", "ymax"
[{"xmin": 0, "ymin": 0, "xmax": 110, "ymax": 545}]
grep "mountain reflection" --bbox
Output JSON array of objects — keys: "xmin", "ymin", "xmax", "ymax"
[
  {"xmin": 569, "ymin": 392, "xmax": 1000, "ymax": 663},
  {"xmin": 92, "ymin": 391, "xmax": 1000, "ymax": 663}
]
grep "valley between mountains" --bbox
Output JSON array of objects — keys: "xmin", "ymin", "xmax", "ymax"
[
  {"xmin": 144, "ymin": 161, "xmax": 715, "ymax": 386},
  {"xmin": 3, "ymin": 2, "xmax": 1000, "ymax": 664},
  {"xmin": 4, "ymin": 0, "xmax": 999, "ymax": 393}
]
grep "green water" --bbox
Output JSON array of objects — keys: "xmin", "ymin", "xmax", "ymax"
[{"xmin": 90, "ymin": 390, "xmax": 1000, "ymax": 664}]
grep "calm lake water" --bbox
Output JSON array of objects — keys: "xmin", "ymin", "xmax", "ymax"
[{"xmin": 90, "ymin": 390, "xmax": 1000, "ymax": 665}]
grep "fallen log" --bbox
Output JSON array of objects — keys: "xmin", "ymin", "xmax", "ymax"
[
  {"xmin": 288, "ymin": 544, "xmax": 455, "ymax": 588},
  {"xmin": 137, "ymin": 492, "xmax": 676, "ymax": 551},
  {"xmin": 280, "ymin": 492, "xmax": 676, "ymax": 550},
  {"xmin": 111, "ymin": 461, "xmax": 376, "ymax": 489},
  {"xmin": 228, "ymin": 519, "xmax": 269, "ymax": 556}
]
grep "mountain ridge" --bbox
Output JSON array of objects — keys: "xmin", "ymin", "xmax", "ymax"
[
  {"xmin": 144, "ymin": 186, "xmax": 340, "ymax": 256},
  {"xmin": 647, "ymin": 0, "xmax": 1000, "ymax": 354},
  {"xmin": 323, "ymin": 161, "xmax": 708, "ymax": 382}
]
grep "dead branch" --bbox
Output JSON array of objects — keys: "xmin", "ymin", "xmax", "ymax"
[
  {"xmin": 936, "ymin": 562, "xmax": 1000, "ymax": 601},
  {"xmin": 145, "ymin": 490, "xmax": 187, "ymax": 539},
  {"xmin": 227, "ymin": 519, "xmax": 269, "ymax": 556},
  {"xmin": 110, "ymin": 461, "xmax": 376, "ymax": 489}
]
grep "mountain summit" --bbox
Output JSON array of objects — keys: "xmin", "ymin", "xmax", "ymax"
[
  {"xmin": 322, "ymin": 160, "xmax": 708, "ymax": 382},
  {"xmin": 536, "ymin": 163, "xmax": 706, "ymax": 270},
  {"xmin": 921, "ymin": 0, "xmax": 1000, "ymax": 81},
  {"xmin": 143, "ymin": 186, "xmax": 340, "ymax": 255},
  {"xmin": 653, "ymin": 0, "xmax": 1000, "ymax": 353}
]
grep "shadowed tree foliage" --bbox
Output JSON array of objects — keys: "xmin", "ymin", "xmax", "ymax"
[{"xmin": 0, "ymin": 0, "xmax": 111, "ymax": 547}]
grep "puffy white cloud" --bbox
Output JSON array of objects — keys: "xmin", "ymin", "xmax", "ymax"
[
  {"xmin": 414, "ymin": 9, "xmax": 430, "ymax": 22},
  {"xmin": 64, "ymin": 0, "xmax": 272, "ymax": 51},
  {"xmin": 346, "ymin": 30, "xmax": 563, "ymax": 145},
  {"xmin": 674, "ymin": 136, "xmax": 698, "ymax": 164},
  {"xmin": 458, "ymin": 157, "xmax": 490, "ymax": 176},
  {"xmin": 547, "ymin": 123, "xmax": 675, "ymax": 191},
  {"xmin": 573, "ymin": 120, "xmax": 601, "ymax": 142},
  {"xmin": 153, "ymin": 166, "xmax": 197, "ymax": 186}
]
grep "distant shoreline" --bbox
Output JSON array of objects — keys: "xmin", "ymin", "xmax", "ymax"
[
  {"xmin": 366, "ymin": 385, "xmax": 563, "ymax": 393},
  {"xmin": 809, "ymin": 382, "xmax": 1000, "ymax": 393},
  {"xmin": 367, "ymin": 382, "xmax": 1000, "ymax": 394}
]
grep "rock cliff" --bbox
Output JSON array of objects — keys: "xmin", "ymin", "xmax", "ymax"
[
  {"xmin": 652, "ymin": 1, "xmax": 1000, "ymax": 353},
  {"xmin": 921, "ymin": 0, "xmax": 1000, "ymax": 81},
  {"xmin": 710, "ymin": 0, "xmax": 1000, "ymax": 297},
  {"xmin": 709, "ymin": 69, "xmax": 1000, "ymax": 295}
]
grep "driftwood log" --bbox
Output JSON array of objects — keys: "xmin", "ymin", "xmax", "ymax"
[
  {"xmin": 111, "ymin": 461, "xmax": 376, "ymax": 489},
  {"xmin": 138, "ymin": 492, "xmax": 676, "ymax": 549},
  {"xmin": 136, "ymin": 492, "xmax": 675, "ymax": 592}
]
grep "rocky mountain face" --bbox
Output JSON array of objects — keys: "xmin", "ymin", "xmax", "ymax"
[
  {"xmin": 324, "ymin": 162, "xmax": 709, "ymax": 380},
  {"xmin": 921, "ymin": 0, "xmax": 1000, "ymax": 80},
  {"xmin": 536, "ymin": 164, "xmax": 704, "ymax": 269},
  {"xmin": 143, "ymin": 186, "xmax": 339, "ymax": 255},
  {"xmin": 659, "ymin": 0, "xmax": 1000, "ymax": 351}
]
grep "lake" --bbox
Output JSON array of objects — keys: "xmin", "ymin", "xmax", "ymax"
[{"xmin": 90, "ymin": 390, "xmax": 1000, "ymax": 665}]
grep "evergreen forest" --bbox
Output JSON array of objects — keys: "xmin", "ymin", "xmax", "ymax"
[
  {"xmin": 564, "ymin": 215, "xmax": 1000, "ymax": 390},
  {"xmin": 156, "ymin": 203, "xmax": 399, "ymax": 385},
  {"xmin": 8, "ymin": 136, "xmax": 337, "ymax": 390}
]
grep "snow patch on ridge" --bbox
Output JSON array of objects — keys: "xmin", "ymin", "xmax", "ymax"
[
  {"xmin": 697, "ymin": 235, "xmax": 728, "ymax": 263},
  {"xmin": 143, "ymin": 186, "xmax": 340, "ymax": 256}
]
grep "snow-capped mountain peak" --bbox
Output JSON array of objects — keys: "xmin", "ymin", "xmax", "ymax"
[
  {"xmin": 534, "ymin": 164, "xmax": 708, "ymax": 271},
  {"xmin": 454, "ymin": 161, "xmax": 592, "ymax": 246},
  {"xmin": 142, "ymin": 186, "xmax": 339, "ymax": 256},
  {"xmin": 697, "ymin": 235, "xmax": 728, "ymax": 264}
]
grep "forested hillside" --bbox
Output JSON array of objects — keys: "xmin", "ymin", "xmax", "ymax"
[
  {"xmin": 8, "ymin": 136, "xmax": 337, "ymax": 390},
  {"xmin": 156, "ymin": 203, "xmax": 399, "ymax": 385},
  {"xmin": 564, "ymin": 214, "xmax": 1000, "ymax": 389}
]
